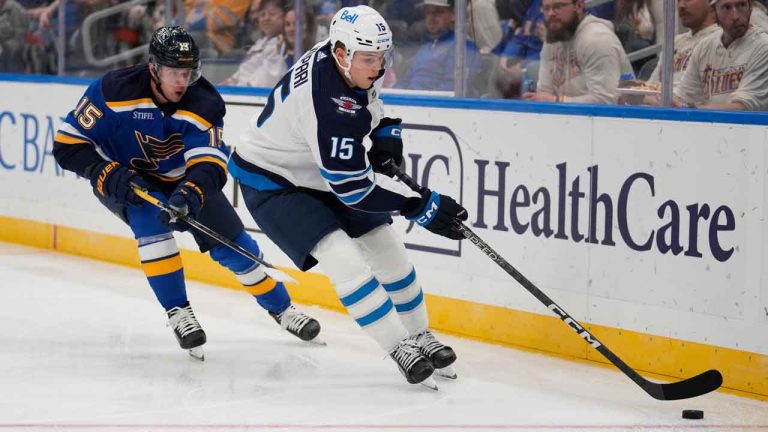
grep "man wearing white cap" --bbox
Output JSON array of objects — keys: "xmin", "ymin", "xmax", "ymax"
[{"xmin": 673, "ymin": 0, "xmax": 768, "ymax": 110}]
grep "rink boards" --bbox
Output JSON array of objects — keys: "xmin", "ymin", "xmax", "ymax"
[{"xmin": 1, "ymin": 76, "xmax": 767, "ymax": 399}]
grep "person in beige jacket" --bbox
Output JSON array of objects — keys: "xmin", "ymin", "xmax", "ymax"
[
  {"xmin": 648, "ymin": 0, "xmax": 719, "ymax": 86},
  {"xmin": 0, "ymin": 0, "xmax": 29, "ymax": 72},
  {"xmin": 525, "ymin": 0, "xmax": 633, "ymax": 103},
  {"xmin": 673, "ymin": 0, "xmax": 768, "ymax": 110}
]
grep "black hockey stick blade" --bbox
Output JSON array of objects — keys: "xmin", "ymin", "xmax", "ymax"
[
  {"xmin": 642, "ymin": 369, "xmax": 723, "ymax": 401},
  {"xmin": 384, "ymin": 160, "xmax": 724, "ymax": 400}
]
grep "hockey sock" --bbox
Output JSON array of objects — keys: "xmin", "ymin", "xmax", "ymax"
[
  {"xmin": 209, "ymin": 230, "xmax": 291, "ymax": 314},
  {"xmin": 355, "ymin": 225, "xmax": 428, "ymax": 335},
  {"xmin": 313, "ymin": 229, "xmax": 408, "ymax": 352},
  {"xmin": 137, "ymin": 233, "xmax": 188, "ymax": 310}
]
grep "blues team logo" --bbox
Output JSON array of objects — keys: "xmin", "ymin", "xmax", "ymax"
[
  {"xmin": 331, "ymin": 96, "xmax": 362, "ymax": 115},
  {"xmin": 130, "ymin": 131, "xmax": 185, "ymax": 171}
]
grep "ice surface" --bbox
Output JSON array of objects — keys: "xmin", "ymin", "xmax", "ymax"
[{"xmin": 1, "ymin": 242, "xmax": 766, "ymax": 432}]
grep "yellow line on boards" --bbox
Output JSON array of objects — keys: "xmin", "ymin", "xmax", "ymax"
[{"xmin": 0, "ymin": 214, "xmax": 765, "ymax": 399}]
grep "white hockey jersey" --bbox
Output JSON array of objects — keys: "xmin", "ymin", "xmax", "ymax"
[{"xmin": 229, "ymin": 40, "xmax": 421, "ymax": 213}]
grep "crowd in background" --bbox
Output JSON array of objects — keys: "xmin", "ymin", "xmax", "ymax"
[{"xmin": 2, "ymin": 0, "xmax": 768, "ymax": 110}]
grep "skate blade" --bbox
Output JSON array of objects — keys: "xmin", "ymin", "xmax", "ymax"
[
  {"xmin": 306, "ymin": 337, "xmax": 327, "ymax": 346},
  {"xmin": 435, "ymin": 365, "xmax": 457, "ymax": 379},
  {"xmin": 188, "ymin": 347, "xmax": 205, "ymax": 361},
  {"xmin": 419, "ymin": 376, "xmax": 439, "ymax": 391}
]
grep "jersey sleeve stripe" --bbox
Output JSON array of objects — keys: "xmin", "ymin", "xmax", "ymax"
[
  {"xmin": 186, "ymin": 156, "xmax": 228, "ymax": 171},
  {"xmin": 106, "ymin": 98, "xmax": 156, "ymax": 112},
  {"xmin": 54, "ymin": 132, "xmax": 90, "ymax": 145},
  {"xmin": 320, "ymin": 165, "xmax": 372, "ymax": 183},
  {"xmin": 58, "ymin": 123, "xmax": 96, "ymax": 144},
  {"xmin": 335, "ymin": 183, "xmax": 374, "ymax": 205},
  {"xmin": 327, "ymin": 176, "xmax": 373, "ymax": 195},
  {"xmin": 173, "ymin": 110, "xmax": 213, "ymax": 130},
  {"xmin": 185, "ymin": 146, "xmax": 228, "ymax": 161}
]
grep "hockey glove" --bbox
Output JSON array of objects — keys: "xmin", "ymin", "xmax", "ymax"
[
  {"xmin": 368, "ymin": 117, "xmax": 403, "ymax": 176},
  {"xmin": 402, "ymin": 189, "xmax": 468, "ymax": 240},
  {"xmin": 89, "ymin": 161, "xmax": 148, "ymax": 207},
  {"xmin": 158, "ymin": 181, "xmax": 205, "ymax": 232}
]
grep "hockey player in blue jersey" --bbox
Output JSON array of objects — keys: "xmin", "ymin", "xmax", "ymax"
[
  {"xmin": 229, "ymin": 6, "xmax": 468, "ymax": 387},
  {"xmin": 53, "ymin": 26, "xmax": 321, "ymax": 360}
]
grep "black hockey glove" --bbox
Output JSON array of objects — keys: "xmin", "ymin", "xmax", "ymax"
[
  {"xmin": 158, "ymin": 181, "xmax": 205, "ymax": 232},
  {"xmin": 368, "ymin": 117, "xmax": 403, "ymax": 176},
  {"xmin": 89, "ymin": 161, "xmax": 148, "ymax": 207},
  {"xmin": 401, "ymin": 189, "xmax": 468, "ymax": 240}
]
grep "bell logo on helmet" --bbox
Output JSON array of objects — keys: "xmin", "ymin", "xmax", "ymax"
[{"xmin": 340, "ymin": 9, "xmax": 359, "ymax": 24}]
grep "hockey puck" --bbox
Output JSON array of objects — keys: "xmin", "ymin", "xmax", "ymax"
[{"xmin": 682, "ymin": 409, "xmax": 704, "ymax": 420}]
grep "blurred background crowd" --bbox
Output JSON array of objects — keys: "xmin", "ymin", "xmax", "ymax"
[{"xmin": 2, "ymin": 0, "xmax": 767, "ymax": 110}]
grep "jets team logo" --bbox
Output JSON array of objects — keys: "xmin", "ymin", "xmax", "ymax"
[{"xmin": 332, "ymin": 96, "xmax": 362, "ymax": 115}]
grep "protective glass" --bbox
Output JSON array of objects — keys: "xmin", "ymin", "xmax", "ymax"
[
  {"xmin": 351, "ymin": 49, "xmax": 395, "ymax": 72},
  {"xmin": 156, "ymin": 63, "xmax": 202, "ymax": 87}
]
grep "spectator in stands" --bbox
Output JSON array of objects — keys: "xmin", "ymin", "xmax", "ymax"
[
  {"xmin": 468, "ymin": 0, "xmax": 503, "ymax": 53},
  {"xmin": 749, "ymin": 0, "xmax": 768, "ymax": 31},
  {"xmin": 185, "ymin": 0, "xmax": 251, "ymax": 55},
  {"xmin": 0, "ymin": 0, "xmax": 29, "ymax": 72},
  {"xmin": 221, "ymin": 0, "xmax": 286, "ymax": 87},
  {"xmin": 524, "ymin": 0, "xmax": 633, "ymax": 103},
  {"xmin": 283, "ymin": 5, "xmax": 316, "ymax": 69},
  {"xmin": 494, "ymin": 0, "xmax": 544, "ymax": 98},
  {"xmin": 614, "ymin": 0, "xmax": 656, "ymax": 74},
  {"xmin": 19, "ymin": 0, "xmax": 55, "ymax": 73},
  {"xmin": 114, "ymin": 3, "xmax": 156, "ymax": 67},
  {"xmin": 397, "ymin": 0, "xmax": 481, "ymax": 93},
  {"xmin": 646, "ymin": 0, "xmax": 717, "ymax": 86},
  {"xmin": 670, "ymin": 0, "xmax": 768, "ymax": 110},
  {"xmin": 314, "ymin": 0, "xmax": 338, "ymax": 41}
]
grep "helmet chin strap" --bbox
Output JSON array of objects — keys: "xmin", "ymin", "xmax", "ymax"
[
  {"xmin": 333, "ymin": 48, "xmax": 354, "ymax": 82},
  {"xmin": 334, "ymin": 48, "xmax": 386, "ymax": 90},
  {"xmin": 150, "ymin": 64, "xmax": 172, "ymax": 103}
]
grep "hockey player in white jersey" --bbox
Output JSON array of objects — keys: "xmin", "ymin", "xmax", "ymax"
[{"xmin": 229, "ymin": 5, "xmax": 468, "ymax": 387}]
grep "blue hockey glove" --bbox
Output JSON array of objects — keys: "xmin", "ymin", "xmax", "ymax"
[
  {"xmin": 89, "ymin": 161, "xmax": 148, "ymax": 207},
  {"xmin": 158, "ymin": 181, "xmax": 205, "ymax": 232},
  {"xmin": 368, "ymin": 117, "xmax": 403, "ymax": 176},
  {"xmin": 402, "ymin": 189, "xmax": 468, "ymax": 240}
]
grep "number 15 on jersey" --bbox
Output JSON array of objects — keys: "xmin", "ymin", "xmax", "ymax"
[{"xmin": 330, "ymin": 137, "xmax": 354, "ymax": 160}]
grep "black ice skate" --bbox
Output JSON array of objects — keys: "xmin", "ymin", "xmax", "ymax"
[
  {"xmin": 269, "ymin": 305, "xmax": 323, "ymax": 344},
  {"xmin": 416, "ymin": 330, "xmax": 457, "ymax": 379},
  {"xmin": 166, "ymin": 302, "xmax": 206, "ymax": 361},
  {"xmin": 390, "ymin": 337, "xmax": 437, "ymax": 389}
]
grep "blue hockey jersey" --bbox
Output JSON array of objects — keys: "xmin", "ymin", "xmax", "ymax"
[{"xmin": 54, "ymin": 64, "xmax": 229, "ymax": 192}]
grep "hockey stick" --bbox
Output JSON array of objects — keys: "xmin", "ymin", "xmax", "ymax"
[
  {"xmin": 130, "ymin": 185, "xmax": 296, "ymax": 284},
  {"xmin": 385, "ymin": 161, "xmax": 723, "ymax": 400}
]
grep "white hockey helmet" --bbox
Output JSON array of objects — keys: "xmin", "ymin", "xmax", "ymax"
[{"xmin": 329, "ymin": 5, "xmax": 393, "ymax": 80}]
